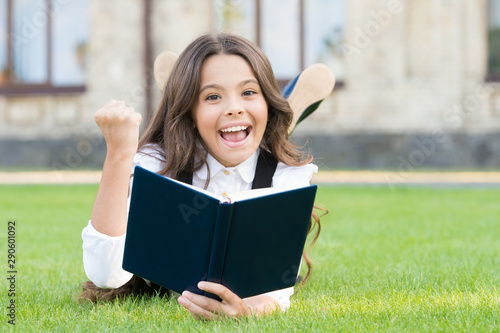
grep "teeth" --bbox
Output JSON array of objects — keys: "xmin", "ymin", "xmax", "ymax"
[{"xmin": 221, "ymin": 126, "xmax": 248, "ymax": 133}]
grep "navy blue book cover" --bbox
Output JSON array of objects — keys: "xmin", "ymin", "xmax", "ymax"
[{"xmin": 123, "ymin": 166, "xmax": 317, "ymax": 299}]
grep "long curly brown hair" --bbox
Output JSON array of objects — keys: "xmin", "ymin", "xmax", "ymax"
[{"xmin": 138, "ymin": 32, "xmax": 312, "ymax": 181}]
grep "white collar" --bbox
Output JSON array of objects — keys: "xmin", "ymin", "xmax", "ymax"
[{"xmin": 194, "ymin": 148, "xmax": 260, "ymax": 184}]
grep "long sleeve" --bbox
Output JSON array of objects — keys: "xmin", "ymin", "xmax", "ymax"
[
  {"xmin": 253, "ymin": 287, "xmax": 295, "ymax": 311},
  {"xmin": 81, "ymin": 146, "xmax": 165, "ymax": 288},
  {"xmin": 82, "ymin": 220, "xmax": 133, "ymax": 288}
]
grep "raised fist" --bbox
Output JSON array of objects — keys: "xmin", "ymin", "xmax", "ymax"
[{"xmin": 94, "ymin": 100, "xmax": 142, "ymax": 159}]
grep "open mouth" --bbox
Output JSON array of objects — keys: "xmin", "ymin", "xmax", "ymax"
[{"xmin": 219, "ymin": 125, "xmax": 251, "ymax": 143}]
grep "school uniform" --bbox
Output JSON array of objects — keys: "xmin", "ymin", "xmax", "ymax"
[{"xmin": 82, "ymin": 144, "xmax": 317, "ymax": 310}]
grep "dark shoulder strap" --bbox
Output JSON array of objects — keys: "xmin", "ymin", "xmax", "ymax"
[
  {"xmin": 176, "ymin": 149, "xmax": 278, "ymax": 189},
  {"xmin": 177, "ymin": 170, "xmax": 193, "ymax": 185},
  {"xmin": 251, "ymin": 149, "xmax": 278, "ymax": 189}
]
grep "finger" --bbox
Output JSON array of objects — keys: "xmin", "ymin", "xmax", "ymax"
[
  {"xmin": 94, "ymin": 100, "xmax": 123, "ymax": 119},
  {"xmin": 197, "ymin": 282, "xmax": 240, "ymax": 305},
  {"xmin": 102, "ymin": 99, "xmax": 117, "ymax": 107},
  {"xmin": 110, "ymin": 99, "xmax": 126, "ymax": 106},
  {"xmin": 106, "ymin": 100, "xmax": 127, "ymax": 111},
  {"xmin": 110, "ymin": 100, "xmax": 129, "ymax": 113},
  {"xmin": 130, "ymin": 112, "xmax": 142, "ymax": 125},
  {"xmin": 181, "ymin": 290, "xmax": 226, "ymax": 314},
  {"xmin": 178, "ymin": 293, "xmax": 218, "ymax": 321}
]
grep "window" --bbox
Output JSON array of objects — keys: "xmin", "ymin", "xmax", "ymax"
[
  {"xmin": 260, "ymin": 0, "xmax": 302, "ymax": 79},
  {"xmin": 213, "ymin": 0, "xmax": 346, "ymax": 83},
  {"xmin": 304, "ymin": 0, "xmax": 345, "ymax": 80},
  {"xmin": 0, "ymin": 0, "xmax": 88, "ymax": 94},
  {"xmin": 0, "ymin": 1, "xmax": 7, "ymax": 86},
  {"xmin": 490, "ymin": 0, "xmax": 500, "ymax": 80}
]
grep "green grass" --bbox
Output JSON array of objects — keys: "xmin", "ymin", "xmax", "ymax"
[{"xmin": 1, "ymin": 185, "xmax": 499, "ymax": 332}]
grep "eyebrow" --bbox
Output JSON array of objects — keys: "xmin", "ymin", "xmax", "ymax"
[{"xmin": 199, "ymin": 79, "xmax": 259, "ymax": 94}]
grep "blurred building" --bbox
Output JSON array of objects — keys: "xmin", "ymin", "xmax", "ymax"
[{"xmin": 1, "ymin": 0, "xmax": 499, "ymax": 170}]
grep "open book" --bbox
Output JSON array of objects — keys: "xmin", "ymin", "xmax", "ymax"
[{"xmin": 123, "ymin": 166, "xmax": 317, "ymax": 299}]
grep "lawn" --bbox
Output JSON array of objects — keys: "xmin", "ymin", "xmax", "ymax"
[{"xmin": 0, "ymin": 184, "xmax": 499, "ymax": 332}]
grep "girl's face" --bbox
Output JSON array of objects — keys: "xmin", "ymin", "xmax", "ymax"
[{"xmin": 192, "ymin": 54, "xmax": 268, "ymax": 167}]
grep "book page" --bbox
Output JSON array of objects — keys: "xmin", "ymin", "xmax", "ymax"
[
  {"xmin": 229, "ymin": 186, "xmax": 305, "ymax": 203},
  {"xmin": 165, "ymin": 173, "xmax": 308, "ymax": 203}
]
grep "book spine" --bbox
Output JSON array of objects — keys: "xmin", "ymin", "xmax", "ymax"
[{"xmin": 204, "ymin": 202, "xmax": 233, "ymax": 300}]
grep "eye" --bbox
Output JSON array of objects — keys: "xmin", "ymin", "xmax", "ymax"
[
  {"xmin": 205, "ymin": 94, "xmax": 220, "ymax": 101},
  {"xmin": 242, "ymin": 90, "xmax": 256, "ymax": 97}
]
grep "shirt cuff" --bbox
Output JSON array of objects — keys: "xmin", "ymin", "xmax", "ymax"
[
  {"xmin": 245, "ymin": 286, "xmax": 294, "ymax": 311},
  {"xmin": 82, "ymin": 220, "xmax": 133, "ymax": 288}
]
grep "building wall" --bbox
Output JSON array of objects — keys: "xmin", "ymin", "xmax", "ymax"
[
  {"xmin": 1, "ymin": 0, "xmax": 499, "ymax": 170},
  {"xmin": 295, "ymin": 0, "xmax": 500, "ymax": 136},
  {"xmin": 292, "ymin": 0, "xmax": 500, "ymax": 169},
  {"xmin": 0, "ymin": 0, "xmax": 212, "ymax": 169},
  {"xmin": 149, "ymin": 0, "xmax": 214, "ymax": 110}
]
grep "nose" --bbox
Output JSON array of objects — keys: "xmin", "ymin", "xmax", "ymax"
[
  {"xmin": 225, "ymin": 98, "xmax": 245, "ymax": 117},
  {"xmin": 226, "ymin": 109, "xmax": 244, "ymax": 116}
]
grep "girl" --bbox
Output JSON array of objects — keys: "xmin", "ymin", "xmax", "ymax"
[{"xmin": 81, "ymin": 33, "xmax": 322, "ymax": 320}]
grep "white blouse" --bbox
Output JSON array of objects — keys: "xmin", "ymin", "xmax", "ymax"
[{"xmin": 82, "ymin": 145, "xmax": 317, "ymax": 310}]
